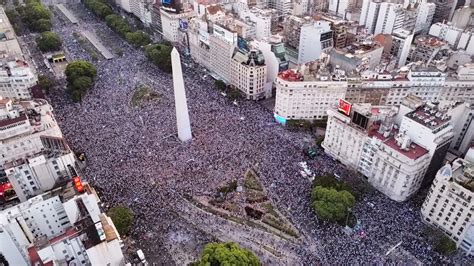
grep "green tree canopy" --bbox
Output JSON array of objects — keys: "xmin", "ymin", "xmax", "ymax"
[
  {"xmin": 105, "ymin": 14, "xmax": 132, "ymax": 37},
  {"xmin": 38, "ymin": 74, "xmax": 55, "ymax": 93},
  {"xmin": 36, "ymin": 31, "xmax": 62, "ymax": 52},
  {"xmin": 435, "ymin": 235, "xmax": 457, "ymax": 255},
  {"xmin": 125, "ymin": 31, "xmax": 151, "ymax": 47},
  {"xmin": 84, "ymin": 0, "xmax": 113, "ymax": 18},
  {"xmin": 22, "ymin": 0, "xmax": 51, "ymax": 32},
  {"xmin": 194, "ymin": 242, "xmax": 260, "ymax": 266},
  {"xmin": 65, "ymin": 60, "xmax": 97, "ymax": 83},
  {"xmin": 34, "ymin": 18, "xmax": 52, "ymax": 32},
  {"xmin": 108, "ymin": 205, "xmax": 134, "ymax": 236},
  {"xmin": 311, "ymin": 186, "xmax": 355, "ymax": 223},
  {"xmin": 145, "ymin": 43, "xmax": 172, "ymax": 73},
  {"xmin": 65, "ymin": 61, "xmax": 97, "ymax": 102}
]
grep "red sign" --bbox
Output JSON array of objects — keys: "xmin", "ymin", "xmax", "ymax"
[{"xmin": 338, "ymin": 99, "xmax": 352, "ymax": 116}]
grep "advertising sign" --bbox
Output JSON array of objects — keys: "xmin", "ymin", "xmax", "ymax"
[
  {"xmin": 274, "ymin": 113, "xmax": 287, "ymax": 124},
  {"xmin": 161, "ymin": 0, "xmax": 181, "ymax": 13},
  {"xmin": 338, "ymin": 99, "xmax": 352, "ymax": 116},
  {"xmin": 199, "ymin": 30, "xmax": 210, "ymax": 45},
  {"xmin": 179, "ymin": 18, "xmax": 188, "ymax": 31}
]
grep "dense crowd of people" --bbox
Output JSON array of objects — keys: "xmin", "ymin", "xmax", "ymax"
[{"xmin": 44, "ymin": 3, "xmax": 470, "ymax": 265}]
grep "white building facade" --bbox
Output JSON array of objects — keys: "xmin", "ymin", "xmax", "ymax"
[
  {"xmin": 421, "ymin": 159, "xmax": 474, "ymax": 255},
  {"xmin": 231, "ymin": 49, "xmax": 267, "ymax": 100},
  {"xmin": 0, "ymin": 60, "xmax": 37, "ymax": 100}
]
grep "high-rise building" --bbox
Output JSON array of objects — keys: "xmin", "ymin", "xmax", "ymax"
[
  {"xmin": 390, "ymin": 28, "xmax": 414, "ymax": 68},
  {"xmin": 160, "ymin": 8, "xmax": 194, "ymax": 43},
  {"xmin": 328, "ymin": 0, "xmax": 356, "ymax": 18},
  {"xmin": 374, "ymin": 2, "xmax": 405, "ymax": 35},
  {"xmin": 360, "ymin": 0, "xmax": 381, "ymax": 33},
  {"xmin": 432, "ymin": 0, "xmax": 456, "ymax": 23},
  {"xmin": 447, "ymin": 102, "xmax": 474, "ymax": 157},
  {"xmin": 414, "ymin": 0, "xmax": 436, "ymax": 33},
  {"xmin": 421, "ymin": 158, "xmax": 474, "ymax": 255},
  {"xmin": 284, "ymin": 17, "xmax": 333, "ymax": 64},
  {"xmin": 320, "ymin": 14, "xmax": 348, "ymax": 49},
  {"xmin": 408, "ymin": 36, "xmax": 448, "ymax": 64},
  {"xmin": 230, "ymin": 49, "xmax": 267, "ymax": 100},
  {"xmin": 209, "ymin": 24, "xmax": 238, "ymax": 83}
]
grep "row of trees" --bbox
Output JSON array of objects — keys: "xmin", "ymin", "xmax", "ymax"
[
  {"xmin": 65, "ymin": 61, "xmax": 97, "ymax": 102},
  {"xmin": 21, "ymin": 0, "xmax": 52, "ymax": 32},
  {"xmin": 84, "ymin": 0, "xmax": 151, "ymax": 48},
  {"xmin": 311, "ymin": 175, "xmax": 355, "ymax": 224}
]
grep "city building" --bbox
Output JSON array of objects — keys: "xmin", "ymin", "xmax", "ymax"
[
  {"xmin": 209, "ymin": 24, "xmax": 238, "ymax": 82},
  {"xmin": 320, "ymin": 14, "xmax": 348, "ymax": 49},
  {"xmin": 273, "ymin": 63, "xmax": 474, "ymax": 122},
  {"xmin": 241, "ymin": 8, "xmax": 273, "ymax": 41},
  {"xmin": 251, "ymin": 37, "xmax": 289, "ymax": 97},
  {"xmin": 390, "ymin": 28, "xmax": 414, "ymax": 68},
  {"xmin": 0, "ymin": 98, "xmax": 63, "ymax": 167},
  {"xmin": 374, "ymin": 2, "xmax": 405, "ymax": 35},
  {"xmin": 130, "ymin": 0, "xmax": 153, "ymax": 26},
  {"xmin": 329, "ymin": 41, "xmax": 383, "ymax": 72},
  {"xmin": 160, "ymin": 8, "xmax": 194, "ymax": 43},
  {"xmin": 0, "ymin": 7, "xmax": 24, "ymax": 58},
  {"xmin": 188, "ymin": 18, "xmax": 212, "ymax": 69},
  {"xmin": 414, "ymin": 0, "xmax": 435, "ymax": 33},
  {"xmin": 359, "ymin": 0, "xmax": 382, "ymax": 34},
  {"xmin": 432, "ymin": 0, "xmax": 457, "ymax": 24},
  {"xmin": 0, "ymin": 182, "xmax": 126, "ymax": 265},
  {"xmin": 285, "ymin": 16, "xmax": 333, "ymax": 65},
  {"xmin": 267, "ymin": 0, "xmax": 292, "ymax": 17},
  {"xmin": 429, "ymin": 22, "xmax": 474, "ymax": 54},
  {"xmin": 5, "ymin": 150, "xmax": 76, "ymax": 202},
  {"xmin": 447, "ymin": 102, "xmax": 474, "ymax": 157},
  {"xmin": 322, "ymin": 99, "xmax": 433, "ymax": 201},
  {"xmin": 0, "ymin": 59, "xmax": 37, "ymax": 100},
  {"xmin": 408, "ymin": 36, "xmax": 448, "ymax": 64},
  {"xmin": 328, "ymin": 0, "xmax": 355, "ymax": 18},
  {"xmin": 421, "ymin": 158, "xmax": 474, "ymax": 255},
  {"xmin": 274, "ymin": 66, "xmax": 347, "ymax": 122},
  {"xmin": 230, "ymin": 49, "xmax": 267, "ymax": 100},
  {"xmin": 451, "ymin": 5, "xmax": 474, "ymax": 29}
]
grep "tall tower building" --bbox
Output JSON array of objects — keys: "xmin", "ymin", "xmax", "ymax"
[{"xmin": 171, "ymin": 48, "xmax": 192, "ymax": 142}]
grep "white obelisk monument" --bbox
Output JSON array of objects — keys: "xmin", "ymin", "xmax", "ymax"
[{"xmin": 171, "ymin": 47, "xmax": 192, "ymax": 142}]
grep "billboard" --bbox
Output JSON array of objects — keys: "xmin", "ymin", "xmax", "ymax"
[
  {"xmin": 161, "ymin": 0, "xmax": 181, "ymax": 13},
  {"xmin": 237, "ymin": 37, "xmax": 249, "ymax": 53},
  {"xmin": 213, "ymin": 24, "xmax": 237, "ymax": 44},
  {"xmin": 199, "ymin": 30, "xmax": 210, "ymax": 45},
  {"xmin": 179, "ymin": 18, "xmax": 188, "ymax": 31},
  {"xmin": 338, "ymin": 99, "xmax": 352, "ymax": 116}
]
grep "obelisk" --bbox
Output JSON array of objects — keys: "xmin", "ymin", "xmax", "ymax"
[{"xmin": 171, "ymin": 47, "xmax": 192, "ymax": 142}]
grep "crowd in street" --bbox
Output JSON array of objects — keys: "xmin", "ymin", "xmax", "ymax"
[{"xmin": 44, "ymin": 3, "xmax": 470, "ymax": 265}]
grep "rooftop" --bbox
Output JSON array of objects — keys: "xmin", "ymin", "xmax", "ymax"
[
  {"xmin": 405, "ymin": 105, "xmax": 451, "ymax": 130},
  {"xmin": 415, "ymin": 36, "xmax": 446, "ymax": 47},
  {"xmin": 369, "ymin": 125, "xmax": 429, "ymax": 160}
]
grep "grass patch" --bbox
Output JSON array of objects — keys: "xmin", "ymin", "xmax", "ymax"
[
  {"xmin": 131, "ymin": 85, "xmax": 160, "ymax": 107},
  {"xmin": 262, "ymin": 214, "xmax": 299, "ymax": 238},
  {"xmin": 261, "ymin": 202, "xmax": 279, "ymax": 218},
  {"xmin": 244, "ymin": 169, "xmax": 263, "ymax": 191},
  {"xmin": 246, "ymin": 190, "xmax": 267, "ymax": 203}
]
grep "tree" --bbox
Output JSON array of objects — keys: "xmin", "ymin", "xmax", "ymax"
[
  {"xmin": 65, "ymin": 61, "xmax": 97, "ymax": 102},
  {"xmin": 36, "ymin": 31, "xmax": 62, "ymax": 52},
  {"xmin": 65, "ymin": 61, "xmax": 97, "ymax": 84},
  {"xmin": 311, "ymin": 186, "xmax": 355, "ymax": 223},
  {"xmin": 38, "ymin": 74, "xmax": 54, "ymax": 93},
  {"xmin": 34, "ymin": 18, "xmax": 52, "ymax": 32},
  {"xmin": 194, "ymin": 242, "xmax": 260, "ymax": 266},
  {"xmin": 214, "ymin": 80, "xmax": 226, "ymax": 91},
  {"xmin": 108, "ymin": 205, "xmax": 134, "ymax": 236},
  {"xmin": 435, "ymin": 235, "xmax": 457, "ymax": 255},
  {"xmin": 145, "ymin": 43, "xmax": 172, "ymax": 73},
  {"xmin": 105, "ymin": 14, "xmax": 132, "ymax": 37},
  {"xmin": 22, "ymin": 0, "xmax": 51, "ymax": 32},
  {"xmin": 125, "ymin": 31, "xmax": 151, "ymax": 47}
]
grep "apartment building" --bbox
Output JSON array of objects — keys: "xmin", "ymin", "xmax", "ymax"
[
  {"xmin": 274, "ymin": 64, "xmax": 474, "ymax": 123},
  {"xmin": 230, "ymin": 49, "xmax": 267, "ymax": 100},
  {"xmin": 322, "ymin": 98, "xmax": 452, "ymax": 201},
  {"xmin": 0, "ymin": 182, "xmax": 126, "ymax": 265},
  {"xmin": 0, "ymin": 98, "xmax": 63, "ymax": 166},
  {"xmin": 421, "ymin": 158, "xmax": 473, "ymax": 255},
  {"xmin": 209, "ymin": 24, "xmax": 238, "ymax": 83},
  {"xmin": 160, "ymin": 8, "xmax": 194, "ymax": 43},
  {"xmin": 0, "ymin": 59, "xmax": 37, "ymax": 100}
]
